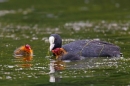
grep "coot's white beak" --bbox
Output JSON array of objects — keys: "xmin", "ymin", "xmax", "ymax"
[{"xmin": 49, "ymin": 36, "xmax": 55, "ymax": 51}]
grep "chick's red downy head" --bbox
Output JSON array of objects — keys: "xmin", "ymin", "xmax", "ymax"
[
  {"xmin": 25, "ymin": 44, "xmax": 31, "ymax": 50},
  {"xmin": 52, "ymin": 48, "xmax": 61, "ymax": 55}
]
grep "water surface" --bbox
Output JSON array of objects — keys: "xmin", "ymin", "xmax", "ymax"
[{"xmin": 0, "ymin": 0, "xmax": 130, "ymax": 86}]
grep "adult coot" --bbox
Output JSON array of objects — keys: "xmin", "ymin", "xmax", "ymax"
[{"xmin": 49, "ymin": 34, "xmax": 121, "ymax": 60}]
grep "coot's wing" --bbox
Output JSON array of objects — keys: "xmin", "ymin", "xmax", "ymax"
[{"xmin": 62, "ymin": 40, "xmax": 120, "ymax": 57}]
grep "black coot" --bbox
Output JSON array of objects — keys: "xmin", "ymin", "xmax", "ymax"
[{"xmin": 49, "ymin": 34, "xmax": 121, "ymax": 60}]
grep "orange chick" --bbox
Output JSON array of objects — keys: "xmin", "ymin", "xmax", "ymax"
[
  {"xmin": 51, "ymin": 48, "xmax": 81, "ymax": 60},
  {"xmin": 52, "ymin": 48, "xmax": 67, "ymax": 59},
  {"xmin": 14, "ymin": 44, "xmax": 33, "ymax": 56}
]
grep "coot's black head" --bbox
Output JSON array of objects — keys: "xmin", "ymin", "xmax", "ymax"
[{"xmin": 49, "ymin": 34, "xmax": 62, "ymax": 51}]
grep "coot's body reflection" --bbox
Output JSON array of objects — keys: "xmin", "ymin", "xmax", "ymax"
[
  {"xmin": 49, "ymin": 60, "xmax": 66, "ymax": 82},
  {"xmin": 49, "ymin": 57, "xmax": 120, "ymax": 82}
]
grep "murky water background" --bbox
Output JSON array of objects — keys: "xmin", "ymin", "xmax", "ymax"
[{"xmin": 0, "ymin": 0, "xmax": 130, "ymax": 86}]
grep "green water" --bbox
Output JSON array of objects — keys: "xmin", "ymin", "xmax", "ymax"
[{"xmin": 0, "ymin": 0, "xmax": 130, "ymax": 86}]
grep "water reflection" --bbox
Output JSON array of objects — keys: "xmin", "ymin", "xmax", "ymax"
[
  {"xmin": 49, "ymin": 73, "xmax": 62, "ymax": 82},
  {"xmin": 49, "ymin": 57, "xmax": 121, "ymax": 82},
  {"xmin": 14, "ymin": 56, "xmax": 33, "ymax": 68},
  {"xmin": 49, "ymin": 60, "xmax": 65, "ymax": 82},
  {"xmin": 49, "ymin": 60, "xmax": 65, "ymax": 74}
]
